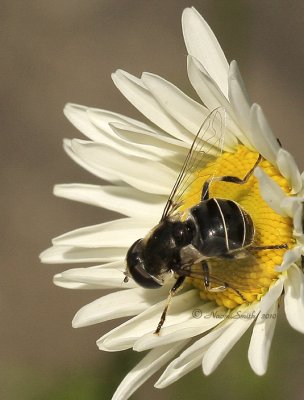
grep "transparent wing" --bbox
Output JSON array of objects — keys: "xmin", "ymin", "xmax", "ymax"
[
  {"xmin": 161, "ymin": 107, "xmax": 226, "ymax": 221},
  {"xmin": 179, "ymin": 254, "xmax": 263, "ymax": 294}
]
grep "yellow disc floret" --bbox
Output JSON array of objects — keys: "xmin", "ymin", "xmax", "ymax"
[{"xmin": 180, "ymin": 145, "xmax": 294, "ymax": 309}]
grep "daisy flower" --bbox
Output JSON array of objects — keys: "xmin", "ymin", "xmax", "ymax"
[{"xmin": 40, "ymin": 7, "xmax": 304, "ymax": 400}]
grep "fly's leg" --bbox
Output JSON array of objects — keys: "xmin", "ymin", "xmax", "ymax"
[
  {"xmin": 250, "ymin": 244, "xmax": 288, "ymax": 251},
  {"xmin": 202, "ymin": 261, "xmax": 247, "ymax": 301},
  {"xmin": 202, "ymin": 260, "xmax": 211, "ymax": 289},
  {"xmin": 201, "ymin": 154, "xmax": 263, "ymax": 200},
  {"xmin": 154, "ymin": 276, "xmax": 185, "ymax": 335}
]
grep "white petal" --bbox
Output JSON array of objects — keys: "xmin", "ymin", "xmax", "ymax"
[
  {"xmin": 87, "ymin": 106, "xmax": 162, "ymax": 136},
  {"xmin": 182, "ymin": 7, "xmax": 229, "ymax": 96},
  {"xmin": 157, "ymin": 309, "xmax": 234, "ymax": 388},
  {"xmin": 53, "ymin": 260, "xmax": 130, "ymax": 289},
  {"xmin": 141, "ymin": 72, "xmax": 208, "ymax": 137},
  {"xmin": 259, "ymin": 279, "xmax": 284, "ymax": 315},
  {"xmin": 70, "ymin": 139, "xmax": 176, "ymax": 195},
  {"xmin": 202, "ymin": 304, "xmax": 258, "ymax": 375},
  {"xmin": 66, "ymin": 104, "xmax": 163, "ymax": 163},
  {"xmin": 63, "ymin": 138, "xmax": 119, "ymax": 182},
  {"xmin": 112, "ymin": 69, "xmax": 192, "ymax": 142},
  {"xmin": 52, "ymin": 218, "xmax": 153, "ymax": 248},
  {"xmin": 155, "ymin": 353, "xmax": 202, "ymax": 389},
  {"xmin": 112, "ymin": 341, "xmax": 187, "ymax": 400},
  {"xmin": 284, "ymin": 264, "xmax": 304, "ymax": 333},
  {"xmin": 97, "ymin": 289, "xmax": 200, "ymax": 352},
  {"xmin": 249, "ymin": 104, "xmax": 281, "ymax": 165},
  {"xmin": 53, "ymin": 275, "xmax": 101, "ymax": 290},
  {"xmin": 187, "ymin": 55, "xmax": 229, "ymax": 110},
  {"xmin": 276, "ymin": 148, "xmax": 302, "ymax": 194},
  {"xmin": 40, "ymin": 245, "xmax": 125, "ymax": 264},
  {"xmin": 254, "ymin": 167, "xmax": 288, "ymax": 216},
  {"xmin": 110, "ymin": 122, "xmax": 186, "ymax": 167},
  {"xmin": 248, "ymin": 301, "xmax": 278, "ymax": 375},
  {"xmin": 157, "ymin": 308, "xmax": 238, "ymax": 387},
  {"xmin": 73, "ymin": 287, "xmax": 167, "ymax": 327},
  {"xmin": 292, "ymin": 200, "xmax": 304, "ymax": 237},
  {"xmin": 276, "ymin": 246, "xmax": 303, "ymax": 272},
  {"xmin": 134, "ymin": 303, "xmax": 227, "ymax": 351},
  {"xmin": 85, "ymin": 107, "xmax": 181, "ymax": 162},
  {"xmin": 228, "ymin": 61, "xmax": 253, "ymax": 148},
  {"xmin": 64, "ymin": 103, "xmax": 106, "ymax": 142},
  {"xmin": 109, "ymin": 122, "xmax": 189, "ymax": 153},
  {"xmin": 55, "ymin": 267, "xmax": 135, "ymax": 290},
  {"xmin": 186, "ymin": 56, "xmax": 239, "ymax": 149},
  {"xmin": 280, "ymin": 196, "xmax": 303, "ymax": 219},
  {"xmin": 54, "ymin": 184, "xmax": 166, "ymax": 219}
]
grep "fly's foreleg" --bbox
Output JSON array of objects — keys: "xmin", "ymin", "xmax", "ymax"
[{"xmin": 154, "ymin": 276, "xmax": 185, "ymax": 335}]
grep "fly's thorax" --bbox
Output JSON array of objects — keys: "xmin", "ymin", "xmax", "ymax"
[{"xmin": 143, "ymin": 219, "xmax": 194, "ymax": 275}]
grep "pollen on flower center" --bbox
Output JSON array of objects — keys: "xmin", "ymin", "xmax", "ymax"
[{"xmin": 179, "ymin": 145, "xmax": 294, "ymax": 309}]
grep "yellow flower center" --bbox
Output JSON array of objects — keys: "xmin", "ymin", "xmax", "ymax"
[{"xmin": 180, "ymin": 145, "xmax": 294, "ymax": 309}]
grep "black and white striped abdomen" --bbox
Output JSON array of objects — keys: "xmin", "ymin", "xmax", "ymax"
[{"xmin": 188, "ymin": 198, "xmax": 255, "ymax": 257}]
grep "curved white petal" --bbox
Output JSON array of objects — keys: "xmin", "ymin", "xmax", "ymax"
[
  {"xmin": 52, "ymin": 218, "xmax": 154, "ymax": 248},
  {"xmin": 112, "ymin": 69, "xmax": 192, "ymax": 142},
  {"xmin": 73, "ymin": 287, "xmax": 167, "ymax": 328},
  {"xmin": 182, "ymin": 7, "xmax": 229, "ymax": 96},
  {"xmin": 276, "ymin": 246, "xmax": 303, "ymax": 272},
  {"xmin": 249, "ymin": 104, "xmax": 281, "ymax": 165},
  {"xmin": 228, "ymin": 61, "xmax": 253, "ymax": 148},
  {"xmin": 134, "ymin": 304, "xmax": 227, "ymax": 351},
  {"xmin": 55, "ymin": 267, "xmax": 135, "ymax": 291},
  {"xmin": 40, "ymin": 245, "xmax": 126, "ymax": 264},
  {"xmin": 54, "ymin": 184, "xmax": 166, "ymax": 219},
  {"xmin": 280, "ymin": 196, "xmax": 303, "ymax": 218},
  {"xmin": 254, "ymin": 167, "xmax": 288, "ymax": 216},
  {"xmin": 153, "ymin": 304, "xmax": 245, "ymax": 388},
  {"xmin": 155, "ymin": 353, "xmax": 202, "ymax": 389},
  {"xmin": 109, "ymin": 123, "xmax": 187, "ymax": 168},
  {"xmin": 65, "ymin": 104, "xmax": 166, "ymax": 163},
  {"xmin": 64, "ymin": 103, "xmax": 106, "ymax": 143},
  {"xmin": 70, "ymin": 139, "xmax": 176, "ymax": 195},
  {"xmin": 141, "ymin": 72, "xmax": 240, "ymax": 156},
  {"xmin": 112, "ymin": 341, "xmax": 187, "ymax": 400},
  {"xmin": 292, "ymin": 200, "xmax": 304, "ymax": 237},
  {"xmin": 187, "ymin": 56, "xmax": 241, "ymax": 149},
  {"xmin": 53, "ymin": 275, "xmax": 102, "ymax": 290},
  {"xmin": 86, "ymin": 106, "xmax": 162, "ymax": 136},
  {"xmin": 110, "ymin": 122, "xmax": 189, "ymax": 153},
  {"xmin": 187, "ymin": 55, "xmax": 229, "ymax": 111},
  {"xmin": 248, "ymin": 301, "xmax": 278, "ymax": 375},
  {"xmin": 276, "ymin": 148, "xmax": 302, "ymax": 194},
  {"xmin": 259, "ymin": 279, "xmax": 284, "ymax": 315},
  {"xmin": 97, "ymin": 289, "xmax": 200, "ymax": 352},
  {"xmin": 141, "ymin": 72, "xmax": 209, "ymax": 137},
  {"xmin": 202, "ymin": 303, "xmax": 258, "ymax": 375},
  {"xmin": 63, "ymin": 138, "xmax": 119, "ymax": 182},
  {"xmin": 158, "ymin": 303, "xmax": 243, "ymax": 384},
  {"xmin": 284, "ymin": 264, "xmax": 304, "ymax": 333}
]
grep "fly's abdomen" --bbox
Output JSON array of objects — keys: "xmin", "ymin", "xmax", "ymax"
[{"xmin": 189, "ymin": 198, "xmax": 254, "ymax": 257}]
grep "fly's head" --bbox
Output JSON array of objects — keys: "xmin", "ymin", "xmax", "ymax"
[{"xmin": 125, "ymin": 219, "xmax": 193, "ymax": 288}]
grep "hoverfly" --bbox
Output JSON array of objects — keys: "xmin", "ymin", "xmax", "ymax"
[{"xmin": 124, "ymin": 107, "xmax": 287, "ymax": 334}]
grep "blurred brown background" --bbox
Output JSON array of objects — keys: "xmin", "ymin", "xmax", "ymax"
[{"xmin": 2, "ymin": 1, "xmax": 304, "ymax": 399}]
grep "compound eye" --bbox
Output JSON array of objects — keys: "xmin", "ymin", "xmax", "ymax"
[
  {"xmin": 126, "ymin": 239, "xmax": 162, "ymax": 289},
  {"xmin": 131, "ymin": 265, "xmax": 162, "ymax": 289}
]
